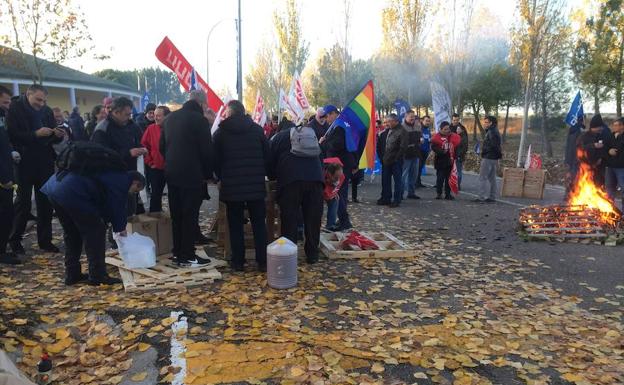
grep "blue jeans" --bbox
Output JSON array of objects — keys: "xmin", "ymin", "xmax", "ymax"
[
  {"xmin": 381, "ymin": 160, "xmax": 404, "ymax": 204},
  {"xmin": 456, "ymin": 158, "xmax": 463, "ymax": 189},
  {"xmin": 326, "ymin": 198, "xmax": 338, "ymax": 229},
  {"xmin": 402, "ymin": 157, "xmax": 419, "ymax": 196},
  {"xmin": 606, "ymin": 167, "xmax": 624, "ymax": 201}
]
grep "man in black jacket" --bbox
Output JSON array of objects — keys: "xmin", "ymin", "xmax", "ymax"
[
  {"xmin": 320, "ymin": 104, "xmax": 355, "ymax": 230},
  {"xmin": 160, "ymin": 90, "xmax": 213, "ymax": 267},
  {"xmin": 0, "ymin": 86, "xmax": 20, "ymax": 264},
  {"xmin": 577, "ymin": 115, "xmax": 613, "ymax": 188},
  {"xmin": 475, "ymin": 115, "xmax": 502, "ymax": 203},
  {"xmin": 7, "ymin": 84, "xmax": 63, "ymax": 254},
  {"xmin": 214, "ymin": 100, "xmax": 270, "ymax": 271},
  {"xmin": 270, "ymin": 116, "xmax": 324, "ymax": 264},
  {"xmin": 377, "ymin": 114, "xmax": 408, "ymax": 207},
  {"xmin": 606, "ymin": 118, "xmax": 624, "ymax": 208}
]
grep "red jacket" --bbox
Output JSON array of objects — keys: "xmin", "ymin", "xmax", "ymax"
[
  {"xmin": 141, "ymin": 123, "xmax": 165, "ymax": 170},
  {"xmin": 323, "ymin": 157, "xmax": 345, "ymax": 201}
]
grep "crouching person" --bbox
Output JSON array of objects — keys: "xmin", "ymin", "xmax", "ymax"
[{"xmin": 41, "ymin": 170, "xmax": 145, "ymax": 285}]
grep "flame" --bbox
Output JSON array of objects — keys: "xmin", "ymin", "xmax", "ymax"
[{"xmin": 567, "ymin": 149, "xmax": 622, "ymax": 227}]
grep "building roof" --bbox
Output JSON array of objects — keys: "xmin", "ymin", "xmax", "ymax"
[{"xmin": 0, "ymin": 46, "xmax": 137, "ymax": 94}]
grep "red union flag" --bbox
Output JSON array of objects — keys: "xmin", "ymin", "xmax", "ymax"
[
  {"xmin": 155, "ymin": 36, "xmax": 223, "ymax": 112},
  {"xmin": 252, "ymin": 91, "xmax": 267, "ymax": 127},
  {"xmin": 292, "ymin": 71, "xmax": 310, "ymax": 109}
]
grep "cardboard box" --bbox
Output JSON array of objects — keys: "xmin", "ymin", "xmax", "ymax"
[
  {"xmin": 501, "ymin": 168, "xmax": 525, "ymax": 198},
  {"xmin": 523, "ymin": 169, "xmax": 547, "ymax": 199},
  {"xmin": 126, "ymin": 215, "xmax": 159, "ymax": 246},
  {"xmin": 148, "ymin": 212, "xmax": 173, "ymax": 256}
]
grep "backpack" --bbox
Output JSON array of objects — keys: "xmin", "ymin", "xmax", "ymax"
[
  {"xmin": 56, "ymin": 141, "xmax": 127, "ymax": 178},
  {"xmin": 290, "ymin": 125, "xmax": 321, "ymax": 157}
]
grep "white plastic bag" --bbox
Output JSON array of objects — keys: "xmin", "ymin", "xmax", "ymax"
[{"xmin": 114, "ymin": 233, "xmax": 156, "ymax": 269}]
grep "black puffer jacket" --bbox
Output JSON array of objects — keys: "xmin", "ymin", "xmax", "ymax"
[
  {"xmin": 608, "ymin": 132, "xmax": 624, "ymax": 168},
  {"xmin": 0, "ymin": 108, "xmax": 14, "ymax": 185},
  {"xmin": 6, "ymin": 95, "xmax": 59, "ymax": 181},
  {"xmin": 481, "ymin": 125, "xmax": 502, "ymax": 160},
  {"xmin": 91, "ymin": 115, "xmax": 142, "ymax": 171},
  {"xmin": 214, "ymin": 115, "xmax": 269, "ymax": 202},
  {"xmin": 160, "ymin": 100, "xmax": 213, "ymax": 187}
]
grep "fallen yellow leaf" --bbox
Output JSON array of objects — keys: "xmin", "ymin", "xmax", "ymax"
[
  {"xmin": 371, "ymin": 362, "xmax": 385, "ymax": 373},
  {"xmin": 138, "ymin": 343, "xmax": 151, "ymax": 352},
  {"xmin": 130, "ymin": 372, "xmax": 147, "ymax": 382}
]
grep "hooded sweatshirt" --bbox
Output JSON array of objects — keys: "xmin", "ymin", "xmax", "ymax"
[{"xmin": 213, "ymin": 114, "xmax": 270, "ymax": 202}]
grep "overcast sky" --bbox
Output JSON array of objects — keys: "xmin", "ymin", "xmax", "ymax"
[{"xmin": 67, "ymin": 0, "xmax": 524, "ymax": 95}]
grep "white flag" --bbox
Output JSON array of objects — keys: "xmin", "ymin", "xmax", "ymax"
[
  {"xmin": 430, "ymin": 81, "xmax": 452, "ymax": 132},
  {"xmin": 291, "ymin": 71, "xmax": 310, "ymax": 110},
  {"xmin": 211, "ymin": 94, "xmax": 232, "ymax": 136},
  {"xmin": 279, "ymin": 88, "xmax": 300, "ymax": 123},
  {"xmin": 524, "ymin": 144, "xmax": 532, "ymax": 170},
  {"xmin": 252, "ymin": 90, "xmax": 267, "ymax": 127}
]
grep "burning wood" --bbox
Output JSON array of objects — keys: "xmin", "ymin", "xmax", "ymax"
[{"xmin": 518, "ymin": 149, "xmax": 623, "ymax": 243}]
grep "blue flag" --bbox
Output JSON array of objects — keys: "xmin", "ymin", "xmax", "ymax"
[
  {"xmin": 565, "ymin": 91, "xmax": 584, "ymax": 126},
  {"xmin": 140, "ymin": 91, "xmax": 150, "ymax": 111},
  {"xmin": 394, "ymin": 99, "xmax": 410, "ymax": 121},
  {"xmin": 189, "ymin": 68, "xmax": 200, "ymax": 91}
]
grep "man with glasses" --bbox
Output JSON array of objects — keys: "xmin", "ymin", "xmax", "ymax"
[
  {"xmin": 308, "ymin": 107, "xmax": 329, "ymax": 140},
  {"xmin": 92, "ymin": 97, "xmax": 146, "ymax": 220}
]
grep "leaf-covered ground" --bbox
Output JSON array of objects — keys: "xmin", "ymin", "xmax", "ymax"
[{"xmin": 1, "ymin": 180, "xmax": 622, "ymax": 385}]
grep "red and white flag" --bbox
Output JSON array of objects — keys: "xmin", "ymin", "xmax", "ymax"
[
  {"xmin": 279, "ymin": 88, "xmax": 300, "ymax": 122},
  {"xmin": 449, "ymin": 161, "xmax": 459, "ymax": 194},
  {"xmin": 252, "ymin": 91, "xmax": 267, "ymax": 127},
  {"xmin": 291, "ymin": 71, "xmax": 310, "ymax": 110},
  {"xmin": 210, "ymin": 95, "xmax": 233, "ymax": 136},
  {"xmin": 155, "ymin": 37, "xmax": 223, "ymax": 112}
]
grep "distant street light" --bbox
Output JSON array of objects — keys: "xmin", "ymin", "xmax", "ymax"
[{"xmin": 206, "ymin": 18, "xmax": 227, "ymax": 85}]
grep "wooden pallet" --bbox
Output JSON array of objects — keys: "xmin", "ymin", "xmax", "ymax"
[
  {"xmin": 105, "ymin": 249, "xmax": 226, "ymax": 291},
  {"xmin": 320, "ymin": 232, "xmax": 417, "ymax": 259}
]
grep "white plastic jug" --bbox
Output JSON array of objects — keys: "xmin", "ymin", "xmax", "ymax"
[{"xmin": 267, "ymin": 237, "xmax": 298, "ymax": 289}]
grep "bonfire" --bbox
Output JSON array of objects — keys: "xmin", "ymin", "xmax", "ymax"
[{"xmin": 518, "ymin": 149, "xmax": 623, "ymax": 242}]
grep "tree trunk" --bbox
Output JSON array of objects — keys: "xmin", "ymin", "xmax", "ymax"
[
  {"xmin": 518, "ymin": 79, "xmax": 531, "ymax": 168},
  {"xmin": 472, "ymin": 103, "xmax": 485, "ymax": 139},
  {"xmin": 540, "ymin": 106, "xmax": 553, "ymax": 157},
  {"xmin": 502, "ymin": 102, "xmax": 510, "ymax": 144},
  {"xmin": 593, "ymin": 88, "xmax": 601, "ymax": 115},
  {"xmin": 617, "ymin": 35, "xmax": 624, "ymax": 117}
]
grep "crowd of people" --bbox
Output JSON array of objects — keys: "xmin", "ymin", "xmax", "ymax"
[{"xmin": 1, "ymin": 83, "xmax": 623, "ymax": 285}]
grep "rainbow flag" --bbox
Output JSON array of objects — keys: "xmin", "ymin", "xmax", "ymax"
[{"xmin": 328, "ymin": 80, "xmax": 376, "ymax": 169}]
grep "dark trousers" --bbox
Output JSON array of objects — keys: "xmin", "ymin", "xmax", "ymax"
[
  {"xmin": 144, "ymin": 164, "xmax": 152, "ymax": 193},
  {"xmin": 0, "ymin": 188, "xmax": 14, "ymax": 253},
  {"xmin": 436, "ymin": 166, "xmax": 452, "ymax": 197},
  {"xmin": 351, "ymin": 169, "xmax": 364, "ymax": 200},
  {"xmin": 381, "ymin": 160, "xmax": 403, "ymax": 204},
  {"xmin": 168, "ymin": 184, "xmax": 203, "ymax": 259},
  {"xmin": 147, "ymin": 168, "xmax": 166, "ymax": 213},
  {"xmin": 51, "ymin": 201, "xmax": 107, "ymax": 280},
  {"xmin": 416, "ymin": 151, "xmax": 429, "ymax": 186},
  {"xmin": 337, "ymin": 168, "xmax": 352, "ymax": 227},
  {"xmin": 225, "ymin": 200, "xmax": 267, "ymax": 266},
  {"xmin": 10, "ymin": 176, "xmax": 53, "ymax": 246},
  {"xmin": 279, "ymin": 181, "xmax": 323, "ymax": 259}
]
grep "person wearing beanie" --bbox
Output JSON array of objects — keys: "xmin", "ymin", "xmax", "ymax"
[
  {"xmin": 136, "ymin": 103, "xmax": 157, "ymax": 134},
  {"xmin": 577, "ymin": 114, "xmax": 614, "ymax": 187}
]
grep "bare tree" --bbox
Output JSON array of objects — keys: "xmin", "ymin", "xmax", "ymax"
[
  {"xmin": 512, "ymin": 0, "xmax": 566, "ymax": 167},
  {"xmin": 1, "ymin": 0, "xmax": 94, "ymax": 84}
]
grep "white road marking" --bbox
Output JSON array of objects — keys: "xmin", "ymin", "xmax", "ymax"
[{"xmin": 170, "ymin": 311, "xmax": 187, "ymax": 385}]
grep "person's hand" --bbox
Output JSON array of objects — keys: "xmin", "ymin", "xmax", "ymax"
[
  {"xmin": 319, "ymin": 136, "xmax": 326, "ymax": 144},
  {"xmin": 609, "ymin": 148, "xmax": 618, "ymax": 156},
  {"xmin": 35, "ymin": 127, "xmax": 54, "ymax": 137},
  {"xmin": 594, "ymin": 142, "xmax": 604, "ymax": 149},
  {"xmin": 54, "ymin": 128, "xmax": 66, "ymax": 138},
  {"xmin": 117, "ymin": 230, "xmax": 127, "ymax": 237},
  {"xmin": 130, "ymin": 148, "xmax": 148, "ymax": 157},
  {"xmin": 0, "ymin": 181, "xmax": 13, "ymax": 189},
  {"xmin": 420, "ymin": 138, "xmax": 424, "ymax": 143},
  {"xmin": 11, "ymin": 151, "xmax": 20, "ymax": 164},
  {"xmin": 457, "ymin": 127, "xmax": 463, "ymax": 134}
]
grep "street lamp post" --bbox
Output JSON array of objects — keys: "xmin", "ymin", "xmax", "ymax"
[{"xmin": 206, "ymin": 18, "xmax": 227, "ymax": 85}]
